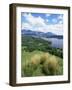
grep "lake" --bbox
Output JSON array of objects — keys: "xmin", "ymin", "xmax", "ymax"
[{"xmin": 41, "ymin": 37, "xmax": 63, "ymax": 49}]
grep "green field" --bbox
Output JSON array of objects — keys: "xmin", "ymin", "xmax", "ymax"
[{"xmin": 21, "ymin": 35, "xmax": 63, "ymax": 77}]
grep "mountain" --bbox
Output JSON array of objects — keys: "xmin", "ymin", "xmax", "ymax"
[{"xmin": 21, "ymin": 29, "xmax": 63, "ymax": 39}]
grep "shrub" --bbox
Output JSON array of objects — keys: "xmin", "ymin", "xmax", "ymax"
[
  {"xmin": 40, "ymin": 53, "xmax": 50, "ymax": 64},
  {"xmin": 31, "ymin": 54, "xmax": 41, "ymax": 65},
  {"xmin": 43, "ymin": 56, "xmax": 59, "ymax": 75},
  {"xmin": 48, "ymin": 56, "xmax": 59, "ymax": 74}
]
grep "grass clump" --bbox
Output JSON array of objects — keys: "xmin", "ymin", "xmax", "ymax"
[
  {"xmin": 40, "ymin": 53, "xmax": 50, "ymax": 64},
  {"xmin": 31, "ymin": 54, "xmax": 41, "ymax": 65},
  {"xmin": 43, "ymin": 56, "xmax": 60, "ymax": 75},
  {"xmin": 22, "ymin": 51, "xmax": 63, "ymax": 77}
]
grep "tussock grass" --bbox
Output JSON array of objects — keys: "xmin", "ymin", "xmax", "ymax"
[
  {"xmin": 43, "ymin": 56, "xmax": 59, "ymax": 75},
  {"xmin": 40, "ymin": 53, "xmax": 50, "ymax": 64},
  {"xmin": 31, "ymin": 54, "xmax": 41, "ymax": 65},
  {"xmin": 21, "ymin": 51, "xmax": 63, "ymax": 77},
  {"xmin": 48, "ymin": 56, "xmax": 59, "ymax": 70}
]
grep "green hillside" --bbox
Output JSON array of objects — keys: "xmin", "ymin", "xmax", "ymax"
[{"xmin": 21, "ymin": 35, "xmax": 63, "ymax": 77}]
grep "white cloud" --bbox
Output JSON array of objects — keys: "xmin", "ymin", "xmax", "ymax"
[
  {"xmin": 22, "ymin": 13, "xmax": 28, "ymax": 17},
  {"xmin": 46, "ymin": 19, "xmax": 49, "ymax": 23},
  {"xmin": 22, "ymin": 22, "xmax": 32, "ymax": 30},
  {"xmin": 59, "ymin": 20, "xmax": 63, "ymax": 24},
  {"xmin": 58, "ymin": 15, "xmax": 63, "ymax": 20},
  {"xmin": 23, "ymin": 13, "xmax": 45, "ymax": 26},
  {"xmin": 46, "ymin": 14, "xmax": 50, "ymax": 17},
  {"xmin": 43, "ymin": 23, "xmax": 63, "ymax": 35},
  {"xmin": 52, "ymin": 18, "xmax": 57, "ymax": 23},
  {"xmin": 22, "ymin": 13, "xmax": 63, "ymax": 35}
]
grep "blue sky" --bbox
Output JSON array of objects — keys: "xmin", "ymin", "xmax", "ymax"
[{"xmin": 21, "ymin": 12, "xmax": 63, "ymax": 35}]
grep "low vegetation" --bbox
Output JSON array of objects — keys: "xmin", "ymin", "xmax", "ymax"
[
  {"xmin": 21, "ymin": 51, "xmax": 63, "ymax": 77},
  {"xmin": 22, "ymin": 35, "xmax": 63, "ymax": 58},
  {"xmin": 21, "ymin": 35, "xmax": 63, "ymax": 77}
]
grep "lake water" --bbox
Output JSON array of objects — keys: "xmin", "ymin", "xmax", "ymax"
[{"xmin": 41, "ymin": 37, "xmax": 63, "ymax": 49}]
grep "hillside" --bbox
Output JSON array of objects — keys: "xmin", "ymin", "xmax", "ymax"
[
  {"xmin": 22, "ymin": 35, "xmax": 63, "ymax": 58},
  {"xmin": 21, "ymin": 35, "xmax": 63, "ymax": 77},
  {"xmin": 21, "ymin": 50, "xmax": 63, "ymax": 77}
]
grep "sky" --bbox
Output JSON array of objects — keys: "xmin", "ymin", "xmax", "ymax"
[{"xmin": 21, "ymin": 12, "xmax": 63, "ymax": 35}]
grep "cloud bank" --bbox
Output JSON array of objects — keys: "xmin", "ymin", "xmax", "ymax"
[{"xmin": 21, "ymin": 13, "xmax": 63, "ymax": 35}]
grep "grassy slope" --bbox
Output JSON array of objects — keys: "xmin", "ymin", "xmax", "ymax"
[
  {"xmin": 21, "ymin": 50, "xmax": 63, "ymax": 77},
  {"xmin": 21, "ymin": 35, "xmax": 63, "ymax": 77}
]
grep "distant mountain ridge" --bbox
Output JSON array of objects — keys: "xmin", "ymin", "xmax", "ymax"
[{"xmin": 21, "ymin": 29, "xmax": 63, "ymax": 39}]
